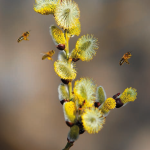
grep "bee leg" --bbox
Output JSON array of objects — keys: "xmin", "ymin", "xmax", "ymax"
[
  {"xmin": 24, "ymin": 37, "xmax": 29, "ymax": 41},
  {"xmin": 48, "ymin": 57, "xmax": 52, "ymax": 60},
  {"xmin": 125, "ymin": 59, "xmax": 130, "ymax": 64}
]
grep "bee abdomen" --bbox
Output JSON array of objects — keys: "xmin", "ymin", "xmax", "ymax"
[
  {"xmin": 119, "ymin": 58, "xmax": 125, "ymax": 66},
  {"xmin": 17, "ymin": 36, "xmax": 24, "ymax": 42}
]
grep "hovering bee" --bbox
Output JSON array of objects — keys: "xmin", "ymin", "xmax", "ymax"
[
  {"xmin": 17, "ymin": 31, "xmax": 30, "ymax": 43},
  {"xmin": 41, "ymin": 50, "xmax": 55, "ymax": 60},
  {"xmin": 119, "ymin": 52, "xmax": 132, "ymax": 66}
]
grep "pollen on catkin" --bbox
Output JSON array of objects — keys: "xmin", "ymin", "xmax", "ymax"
[
  {"xmin": 67, "ymin": 19, "xmax": 81, "ymax": 36},
  {"xmin": 63, "ymin": 101, "xmax": 76, "ymax": 123},
  {"xmin": 70, "ymin": 49, "xmax": 79, "ymax": 61},
  {"xmin": 74, "ymin": 78, "xmax": 96, "ymax": 105},
  {"xmin": 54, "ymin": 60, "xmax": 77, "ymax": 80},
  {"xmin": 34, "ymin": 0, "xmax": 58, "ymax": 15},
  {"xmin": 81, "ymin": 107, "xmax": 105, "ymax": 134},
  {"xmin": 96, "ymin": 86, "xmax": 107, "ymax": 104},
  {"xmin": 49, "ymin": 25, "xmax": 65, "ymax": 45},
  {"xmin": 100, "ymin": 98, "xmax": 116, "ymax": 115},
  {"xmin": 75, "ymin": 34, "xmax": 99, "ymax": 61},
  {"xmin": 55, "ymin": 0, "xmax": 80, "ymax": 29},
  {"xmin": 82, "ymin": 102, "xmax": 94, "ymax": 110},
  {"xmin": 119, "ymin": 87, "xmax": 137, "ymax": 104}
]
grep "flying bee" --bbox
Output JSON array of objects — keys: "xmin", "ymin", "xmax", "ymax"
[
  {"xmin": 41, "ymin": 50, "xmax": 55, "ymax": 61},
  {"xmin": 17, "ymin": 31, "xmax": 30, "ymax": 43},
  {"xmin": 119, "ymin": 52, "xmax": 132, "ymax": 66}
]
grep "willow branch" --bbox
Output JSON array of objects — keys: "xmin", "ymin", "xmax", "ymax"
[{"xmin": 62, "ymin": 142, "xmax": 73, "ymax": 150}]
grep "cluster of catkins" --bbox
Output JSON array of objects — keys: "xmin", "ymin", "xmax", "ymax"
[{"xmin": 33, "ymin": 0, "xmax": 137, "ymax": 148}]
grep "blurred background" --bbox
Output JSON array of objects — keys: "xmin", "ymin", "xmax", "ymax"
[{"xmin": 0, "ymin": 0, "xmax": 150, "ymax": 150}]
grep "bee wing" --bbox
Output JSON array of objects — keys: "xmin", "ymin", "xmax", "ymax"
[{"xmin": 42, "ymin": 54, "xmax": 49, "ymax": 60}]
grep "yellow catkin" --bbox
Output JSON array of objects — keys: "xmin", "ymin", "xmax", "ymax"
[
  {"xmin": 101, "ymin": 98, "xmax": 116, "ymax": 114},
  {"xmin": 50, "ymin": 25, "xmax": 65, "ymax": 45},
  {"xmin": 82, "ymin": 108, "xmax": 105, "ymax": 134},
  {"xmin": 55, "ymin": 0, "xmax": 80, "ymax": 29},
  {"xmin": 120, "ymin": 87, "xmax": 137, "ymax": 104},
  {"xmin": 67, "ymin": 19, "xmax": 81, "ymax": 36},
  {"xmin": 34, "ymin": 0, "xmax": 58, "ymax": 15},
  {"xmin": 54, "ymin": 61, "xmax": 76, "ymax": 80},
  {"xmin": 75, "ymin": 34, "xmax": 98, "ymax": 61},
  {"xmin": 74, "ymin": 78, "xmax": 96, "ymax": 104},
  {"xmin": 64, "ymin": 101, "xmax": 76, "ymax": 122}
]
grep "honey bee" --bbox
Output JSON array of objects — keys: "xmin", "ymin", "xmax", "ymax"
[
  {"xmin": 17, "ymin": 31, "xmax": 30, "ymax": 43},
  {"xmin": 41, "ymin": 50, "xmax": 55, "ymax": 60},
  {"xmin": 119, "ymin": 52, "xmax": 132, "ymax": 66}
]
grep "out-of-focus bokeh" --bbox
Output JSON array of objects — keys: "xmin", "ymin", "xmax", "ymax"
[{"xmin": 0, "ymin": 0, "xmax": 150, "ymax": 150}]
